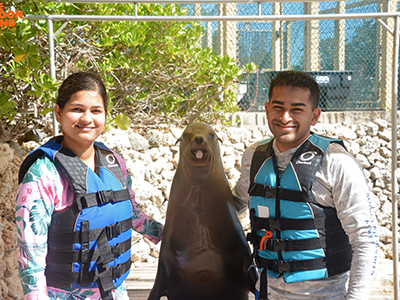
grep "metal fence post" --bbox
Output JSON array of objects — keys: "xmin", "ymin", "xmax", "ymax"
[
  {"xmin": 47, "ymin": 17, "xmax": 59, "ymax": 136},
  {"xmin": 392, "ymin": 14, "xmax": 399, "ymax": 300}
]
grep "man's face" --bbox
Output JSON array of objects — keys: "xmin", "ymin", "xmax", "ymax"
[{"xmin": 265, "ymin": 85, "xmax": 321, "ymax": 152}]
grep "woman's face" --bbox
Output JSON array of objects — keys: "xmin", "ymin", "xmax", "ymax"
[{"xmin": 55, "ymin": 90, "xmax": 106, "ymax": 151}]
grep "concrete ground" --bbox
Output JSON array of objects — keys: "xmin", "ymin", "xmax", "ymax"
[{"xmin": 126, "ymin": 258, "xmax": 395, "ymax": 299}]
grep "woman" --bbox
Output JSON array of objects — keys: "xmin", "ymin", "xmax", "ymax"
[{"xmin": 16, "ymin": 72, "xmax": 163, "ymax": 300}]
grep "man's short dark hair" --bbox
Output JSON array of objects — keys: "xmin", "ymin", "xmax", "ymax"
[{"xmin": 268, "ymin": 70, "xmax": 320, "ymax": 109}]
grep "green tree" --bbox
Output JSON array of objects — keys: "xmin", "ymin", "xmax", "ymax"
[{"xmin": 0, "ymin": 1, "xmax": 257, "ymax": 142}]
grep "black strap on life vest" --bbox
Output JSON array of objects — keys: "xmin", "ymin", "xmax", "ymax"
[
  {"xmin": 45, "ymin": 259, "xmax": 132, "ymax": 288},
  {"xmin": 47, "ymin": 238, "xmax": 132, "ymax": 263},
  {"xmin": 249, "ymin": 207, "xmax": 343, "ymax": 232},
  {"xmin": 18, "ymin": 149, "xmax": 46, "ymax": 184},
  {"xmin": 259, "ymin": 268, "xmax": 269, "ymax": 300},
  {"xmin": 249, "ymin": 184, "xmax": 318, "ymax": 204},
  {"xmin": 248, "ymin": 140, "xmax": 274, "ymax": 196},
  {"xmin": 74, "ymin": 189, "xmax": 131, "ymax": 211},
  {"xmin": 48, "ymin": 217, "xmax": 133, "ymax": 245},
  {"xmin": 255, "ymin": 243, "xmax": 352, "ymax": 276}
]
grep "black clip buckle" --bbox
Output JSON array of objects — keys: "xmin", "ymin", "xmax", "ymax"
[
  {"xmin": 106, "ymin": 221, "xmax": 121, "ymax": 239},
  {"xmin": 274, "ymin": 260, "xmax": 290, "ymax": 273},
  {"xmin": 271, "ymin": 238, "xmax": 286, "ymax": 252},
  {"xmin": 97, "ymin": 190, "xmax": 114, "ymax": 204},
  {"xmin": 269, "ymin": 218, "xmax": 281, "ymax": 231}
]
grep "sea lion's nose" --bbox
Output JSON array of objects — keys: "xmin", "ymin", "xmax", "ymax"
[{"xmin": 194, "ymin": 136, "xmax": 204, "ymax": 145}]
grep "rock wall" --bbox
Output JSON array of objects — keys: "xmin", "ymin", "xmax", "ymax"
[
  {"xmin": 1, "ymin": 119, "xmax": 398, "ymax": 296},
  {"xmin": 0, "ymin": 142, "xmax": 24, "ymax": 300}
]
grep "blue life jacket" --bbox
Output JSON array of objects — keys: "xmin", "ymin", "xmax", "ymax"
[
  {"xmin": 18, "ymin": 137, "xmax": 133, "ymax": 299},
  {"xmin": 248, "ymin": 134, "xmax": 352, "ymax": 292}
]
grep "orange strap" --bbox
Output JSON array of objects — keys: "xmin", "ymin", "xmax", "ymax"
[{"xmin": 259, "ymin": 230, "xmax": 273, "ymax": 251}]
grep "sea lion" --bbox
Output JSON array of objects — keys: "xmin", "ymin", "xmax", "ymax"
[{"xmin": 147, "ymin": 122, "xmax": 255, "ymax": 300}]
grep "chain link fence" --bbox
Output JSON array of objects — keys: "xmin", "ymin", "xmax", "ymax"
[{"xmin": 181, "ymin": 1, "xmax": 398, "ymax": 112}]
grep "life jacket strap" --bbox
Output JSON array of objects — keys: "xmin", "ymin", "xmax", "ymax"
[
  {"xmin": 249, "ymin": 183, "xmax": 316, "ymax": 204},
  {"xmin": 95, "ymin": 225, "xmax": 118, "ymax": 297},
  {"xmin": 258, "ymin": 268, "xmax": 269, "ymax": 300},
  {"xmin": 47, "ymin": 238, "xmax": 132, "ymax": 264},
  {"xmin": 75, "ymin": 189, "xmax": 131, "ymax": 211},
  {"xmin": 250, "ymin": 209, "xmax": 342, "ymax": 232},
  {"xmin": 48, "ymin": 217, "xmax": 133, "ymax": 244},
  {"xmin": 256, "ymin": 236, "xmax": 322, "ymax": 252},
  {"xmin": 80, "ymin": 220, "xmax": 91, "ymax": 286},
  {"xmin": 45, "ymin": 259, "xmax": 132, "ymax": 289},
  {"xmin": 256, "ymin": 245, "xmax": 352, "ymax": 276},
  {"xmin": 256, "ymin": 256, "xmax": 326, "ymax": 274}
]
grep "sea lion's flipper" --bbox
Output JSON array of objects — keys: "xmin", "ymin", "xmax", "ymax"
[{"xmin": 147, "ymin": 263, "xmax": 168, "ymax": 300}]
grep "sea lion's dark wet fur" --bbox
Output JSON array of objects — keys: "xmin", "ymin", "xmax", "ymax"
[{"xmin": 148, "ymin": 123, "xmax": 255, "ymax": 300}]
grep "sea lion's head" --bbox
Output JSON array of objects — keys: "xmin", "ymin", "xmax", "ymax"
[{"xmin": 177, "ymin": 122, "xmax": 222, "ymax": 175}]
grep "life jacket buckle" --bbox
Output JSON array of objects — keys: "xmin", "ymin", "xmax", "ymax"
[
  {"xmin": 273, "ymin": 260, "xmax": 291, "ymax": 274},
  {"xmin": 112, "ymin": 243, "xmax": 122, "ymax": 257},
  {"xmin": 269, "ymin": 218, "xmax": 281, "ymax": 231},
  {"xmin": 262, "ymin": 184, "xmax": 276, "ymax": 198},
  {"xmin": 95, "ymin": 262, "xmax": 115, "ymax": 292},
  {"xmin": 97, "ymin": 190, "xmax": 115, "ymax": 204},
  {"xmin": 113, "ymin": 263, "xmax": 123, "ymax": 278},
  {"xmin": 270, "ymin": 238, "xmax": 286, "ymax": 252},
  {"xmin": 106, "ymin": 221, "xmax": 121, "ymax": 239}
]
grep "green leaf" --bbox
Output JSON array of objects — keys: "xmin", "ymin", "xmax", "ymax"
[
  {"xmin": 40, "ymin": 107, "xmax": 54, "ymax": 115},
  {"xmin": 114, "ymin": 113, "xmax": 130, "ymax": 130}
]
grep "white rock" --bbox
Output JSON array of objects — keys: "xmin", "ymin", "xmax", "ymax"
[
  {"xmin": 355, "ymin": 125, "xmax": 367, "ymax": 138},
  {"xmin": 225, "ymin": 127, "xmax": 252, "ymax": 143},
  {"xmin": 147, "ymin": 148, "xmax": 162, "ymax": 161},
  {"xmin": 346, "ymin": 140, "xmax": 360, "ymax": 156},
  {"xmin": 375, "ymin": 118, "xmax": 389, "ymax": 130},
  {"xmin": 366, "ymin": 122, "xmax": 379, "ymax": 136},
  {"xmin": 99, "ymin": 129, "xmax": 131, "ymax": 151},
  {"xmin": 337, "ymin": 126, "xmax": 357, "ymax": 140},
  {"xmin": 146, "ymin": 129, "xmax": 163, "ymax": 148},
  {"xmin": 379, "ymin": 226, "xmax": 392, "ymax": 244},
  {"xmin": 163, "ymin": 132, "xmax": 179, "ymax": 146},
  {"xmin": 222, "ymin": 155, "xmax": 236, "ymax": 171},
  {"xmin": 360, "ymin": 142, "xmax": 378, "ymax": 156},
  {"xmin": 127, "ymin": 160, "xmax": 146, "ymax": 181},
  {"xmin": 129, "ymin": 132, "xmax": 150, "ymax": 151},
  {"xmin": 232, "ymin": 143, "xmax": 245, "ymax": 151},
  {"xmin": 380, "ymin": 147, "xmax": 391, "ymax": 159},
  {"xmin": 131, "ymin": 237, "xmax": 151, "ymax": 263},
  {"xmin": 161, "ymin": 170, "xmax": 175, "ymax": 181},
  {"xmin": 153, "ymin": 157, "xmax": 170, "ymax": 174},
  {"xmin": 251, "ymin": 128, "xmax": 263, "ymax": 141},
  {"xmin": 378, "ymin": 129, "xmax": 391, "ymax": 142},
  {"xmin": 356, "ymin": 153, "xmax": 371, "ymax": 168},
  {"xmin": 131, "ymin": 180, "xmax": 155, "ymax": 201}
]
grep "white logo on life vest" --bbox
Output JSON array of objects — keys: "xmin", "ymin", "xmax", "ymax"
[
  {"xmin": 296, "ymin": 151, "xmax": 317, "ymax": 165},
  {"xmin": 106, "ymin": 154, "xmax": 118, "ymax": 167}
]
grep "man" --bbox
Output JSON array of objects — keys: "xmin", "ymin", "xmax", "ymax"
[{"xmin": 233, "ymin": 70, "xmax": 379, "ymax": 300}]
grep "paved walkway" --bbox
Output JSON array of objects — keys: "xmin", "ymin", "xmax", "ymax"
[{"xmin": 126, "ymin": 258, "xmax": 396, "ymax": 299}]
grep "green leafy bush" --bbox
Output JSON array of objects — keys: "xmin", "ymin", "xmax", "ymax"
[{"xmin": 0, "ymin": 1, "xmax": 257, "ymax": 142}]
